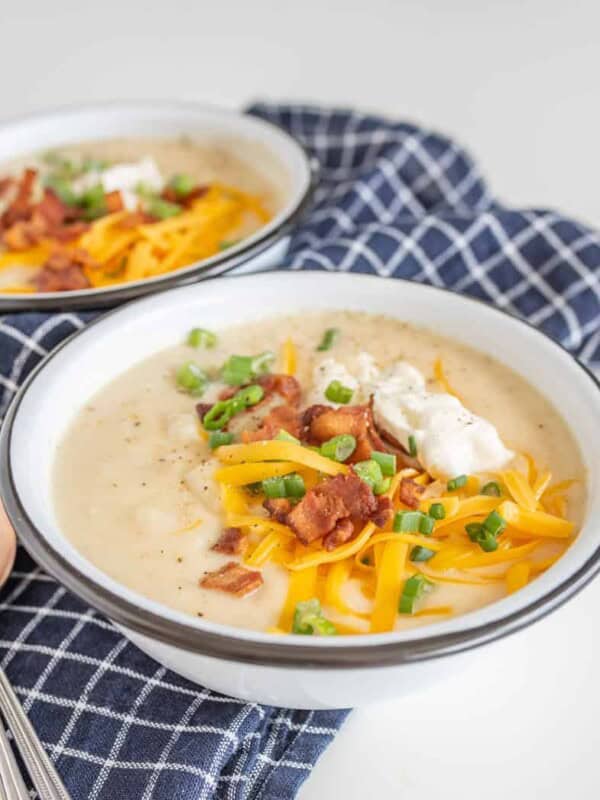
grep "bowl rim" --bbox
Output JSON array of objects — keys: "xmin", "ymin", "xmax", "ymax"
[
  {"xmin": 0, "ymin": 99, "xmax": 317, "ymax": 312},
  {"xmin": 2, "ymin": 270, "xmax": 600, "ymax": 669}
]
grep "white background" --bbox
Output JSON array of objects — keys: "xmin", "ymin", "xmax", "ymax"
[{"xmin": 1, "ymin": 0, "xmax": 599, "ymax": 797}]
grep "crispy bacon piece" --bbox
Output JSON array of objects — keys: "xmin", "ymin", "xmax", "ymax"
[
  {"xmin": 34, "ymin": 248, "xmax": 93, "ymax": 293},
  {"xmin": 398, "ymin": 478, "xmax": 425, "ymax": 510},
  {"xmin": 117, "ymin": 211, "xmax": 156, "ymax": 229},
  {"xmin": 35, "ymin": 189, "xmax": 67, "ymax": 227},
  {"xmin": 104, "ymin": 190, "xmax": 124, "ymax": 213},
  {"xmin": 372, "ymin": 495, "xmax": 393, "ymax": 528},
  {"xmin": 0, "ymin": 177, "xmax": 14, "ymax": 199},
  {"xmin": 286, "ymin": 473, "xmax": 378, "ymax": 546},
  {"xmin": 211, "ymin": 527, "xmax": 247, "ymax": 555},
  {"xmin": 303, "ymin": 403, "xmax": 388, "ymax": 463},
  {"xmin": 242, "ymin": 404, "xmax": 301, "ymax": 442},
  {"xmin": 287, "ymin": 486, "xmax": 347, "ymax": 544},
  {"xmin": 2, "ymin": 221, "xmax": 36, "ymax": 251},
  {"xmin": 1, "ymin": 168, "xmax": 37, "ymax": 227},
  {"xmin": 323, "ymin": 518, "xmax": 355, "ymax": 551},
  {"xmin": 264, "ymin": 497, "xmax": 293, "ymax": 523},
  {"xmin": 49, "ymin": 221, "xmax": 90, "ymax": 241},
  {"xmin": 200, "ymin": 562, "xmax": 263, "ymax": 597}
]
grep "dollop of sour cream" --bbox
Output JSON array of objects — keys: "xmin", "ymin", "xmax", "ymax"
[
  {"xmin": 308, "ymin": 354, "xmax": 514, "ymax": 478},
  {"xmin": 72, "ymin": 157, "xmax": 164, "ymax": 210}
]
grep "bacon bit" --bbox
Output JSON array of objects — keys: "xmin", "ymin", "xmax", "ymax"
[
  {"xmin": 287, "ymin": 487, "xmax": 347, "ymax": 544},
  {"xmin": 372, "ymin": 495, "xmax": 393, "ymax": 528},
  {"xmin": 287, "ymin": 473, "xmax": 377, "ymax": 546},
  {"xmin": 35, "ymin": 189, "xmax": 67, "ymax": 226},
  {"xmin": 242, "ymin": 404, "xmax": 302, "ymax": 443},
  {"xmin": 162, "ymin": 185, "xmax": 207, "ymax": 206},
  {"xmin": 398, "ymin": 478, "xmax": 425, "ymax": 510},
  {"xmin": 303, "ymin": 403, "xmax": 388, "ymax": 463},
  {"xmin": 323, "ymin": 518, "xmax": 355, "ymax": 551},
  {"xmin": 257, "ymin": 374, "xmax": 302, "ymax": 406},
  {"xmin": 49, "ymin": 221, "xmax": 90, "ymax": 241},
  {"xmin": 117, "ymin": 211, "xmax": 155, "ymax": 229},
  {"xmin": 0, "ymin": 177, "xmax": 14, "ymax": 199},
  {"xmin": 34, "ymin": 248, "xmax": 93, "ymax": 292},
  {"xmin": 2, "ymin": 221, "xmax": 37, "ymax": 251},
  {"xmin": 104, "ymin": 190, "xmax": 124, "ymax": 213},
  {"xmin": 161, "ymin": 186, "xmax": 178, "ymax": 204},
  {"xmin": 1, "ymin": 168, "xmax": 37, "ymax": 227},
  {"xmin": 211, "ymin": 527, "xmax": 247, "ymax": 555},
  {"xmin": 182, "ymin": 185, "xmax": 209, "ymax": 206},
  {"xmin": 195, "ymin": 402, "xmax": 213, "ymax": 422},
  {"xmin": 200, "ymin": 562, "xmax": 263, "ymax": 597},
  {"xmin": 264, "ymin": 497, "xmax": 293, "ymax": 522}
]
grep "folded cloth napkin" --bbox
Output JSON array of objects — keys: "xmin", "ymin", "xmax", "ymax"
[{"xmin": 1, "ymin": 102, "xmax": 599, "ymax": 800}]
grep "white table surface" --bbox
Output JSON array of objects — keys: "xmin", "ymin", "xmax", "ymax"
[{"xmin": 1, "ymin": 1, "xmax": 599, "ymax": 797}]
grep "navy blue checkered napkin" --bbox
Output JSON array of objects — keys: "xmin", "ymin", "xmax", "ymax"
[{"xmin": 1, "ymin": 102, "xmax": 600, "ymax": 799}]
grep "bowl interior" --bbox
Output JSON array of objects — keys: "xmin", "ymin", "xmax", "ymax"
[
  {"xmin": 6, "ymin": 272, "xmax": 600, "ymax": 651},
  {"xmin": 0, "ymin": 101, "xmax": 312, "ymax": 298}
]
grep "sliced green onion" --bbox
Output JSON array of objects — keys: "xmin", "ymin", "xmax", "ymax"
[
  {"xmin": 275, "ymin": 429, "xmax": 300, "ymax": 444},
  {"xmin": 169, "ymin": 173, "xmax": 195, "ymax": 198},
  {"xmin": 370, "ymin": 450, "xmax": 396, "ymax": 477},
  {"xmin": 202, "ymin": 400, "xmax": 234, "ymax": 431},
  {"xmin": 221, "ymin": 351, "xmax": 275, "ymax": 386},
  {"xmin": 187, "ymin": 327, "xmax": 217, "ymax": 349},
  {"xmin": 262, "ymin": 472, "xmax": 306, "ymax": 500},
  {"xmin": 325, "ymin": 380, "xmax": 354, "ymax": 404},
  {"xmin": 316, "ymin": 328, "xmax": 339, "ymax": 351},
  {"xmin": 465, "ymin": 510, "xmax": 506, "ymax": 552},
  {"xmin": 202, "ymin": 384, "xmax": 264, "ymax": 430},
  {"xmin": 262, "ymin": 476, "xmax": 287, "ymax": 499},
  {"xmin": 81, "ymin": 157, "xmax": 109, "ymax": 173},
  {"xmin": 466, "ymin": 523, "xmax": 498, "ymax": 552},
  {"xmin": 482, "ymin": 481, "xmax": 502, "ymax": 497},
  {"xmin": 251, "ymin": 351, "xmax": 275, "ymax": 375},
  {"xmin": 410, "ymin": 546, "xmax": 436, "ymax": 563},
  {"xmin": 373, "ymin": 477, "xmax": 392, "ymax": 495},
  {"xmin": 408, "ymin": 435, "xmax": 418, "ymax": 458},
  {"xmin": 79, "ymin": 183, "xmax": 106, "ymax": 220},
  {"xmin": 393, "ymin": 510, "xmax": 422, "ymax": 532},
  {"xmin": 292, "ymin": 598, "xmax": 337, "ymax": 636},
  {"xmin": 447, "ymin": 474, "xmax": 468, "ymax": 491},
  {"xmin": 320, "ymin": 434, "xmax": 357, "ymax": 462},
  {"xmin": 176, "ymin": 361, "xmax": 208, "ymax": 396},
  {"xmin": 208, "ymin": 431, "xmax": 234, "ymax": 449},
  {"xmin": 482, "ymin": 509, "xmax": 507, "ymax": 537},
  {"xmin": 429, "ymin": 502, "xmax": 446, "ymax": 520},
  {"xmin": 221, "ymin": 355, "xmax": 253, "ymax": 386},
  {"xmin": 284, "ymin": 473, "xmax": 306, "ymax": 499},
  {"xmin": 146, "ymin": 196, "xmax": 182, "ymax": 220},
  {"xmin": 393, "ymin": 510, "xmax": 435, "ymax": 535},
  {"xmin": 353, "ymin": 459, "xmax": 383, "ymax": 489},
  {"xmin": 419, "ymin": 515, "xmax": 435, "ymax": 535},
  {"xmin": 399, "ymin": 574, "xmax": 433, "ymax": 614}
]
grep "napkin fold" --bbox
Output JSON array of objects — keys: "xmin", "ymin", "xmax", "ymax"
[{"xmin": 1, "ymin": 102, "xmax": 599, "ymax": 799}]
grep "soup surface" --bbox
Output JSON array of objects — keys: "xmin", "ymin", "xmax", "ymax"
[
  {"xmin": 54, "ymin": 312, "xmax": 585, "ymax": 635},
  {"xmin": 0, "ymin": 136, "xmax": 286, "ymax": 294}
]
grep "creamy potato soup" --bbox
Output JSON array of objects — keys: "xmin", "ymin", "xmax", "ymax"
[
  {"xmin": 0, "ymin": 136, "xmax": 286, "ymax": 293},
  {"xmin": 54, "ymin": 312, "xmax": 585, "ymax": 636}
]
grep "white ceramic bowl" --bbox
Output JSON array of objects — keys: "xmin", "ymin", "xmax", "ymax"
[
  {"xmin": 0, "ymin": 101, "xmax": 315, "ymax": 311},
  {"xmin": 2, "ymin": 272, "xmax": 600, "ymax": 709}
]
